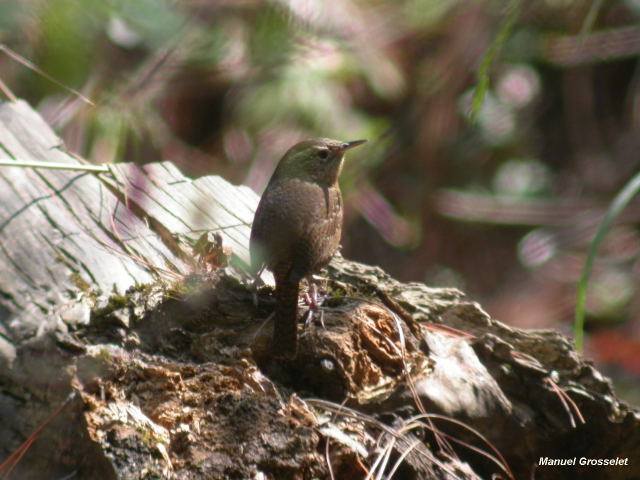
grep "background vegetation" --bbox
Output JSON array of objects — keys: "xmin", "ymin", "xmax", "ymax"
[{"xmin": 1, "ymin": 0, "xmax": 639, "ymax": 402}]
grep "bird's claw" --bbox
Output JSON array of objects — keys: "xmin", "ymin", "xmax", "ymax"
[{"xmin": 301, "ymin": 282, "xmax": 328, "ymax": 328}]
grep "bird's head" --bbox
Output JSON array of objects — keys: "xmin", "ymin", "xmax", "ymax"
[{"xmin": 271, "ymin": 138, "xmax": 366, "ymax": 186}]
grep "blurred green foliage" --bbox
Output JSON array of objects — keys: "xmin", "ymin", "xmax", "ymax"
[{"xmin": 1, "ymin": 0, "xmax": 639, "ymax": 401}]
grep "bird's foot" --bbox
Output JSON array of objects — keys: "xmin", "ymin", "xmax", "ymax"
[
  {"xmin": 302, "ymin": 307, "xmax": 325, "ymax": 329},
  {"xmin": 301, "ymin": 282, "xmax": 328, "ymax": 328}
]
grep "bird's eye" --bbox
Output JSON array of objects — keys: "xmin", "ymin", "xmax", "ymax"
[{"xmin": 317, "ymin": 149, "xmax": 329, "ymax": 160}]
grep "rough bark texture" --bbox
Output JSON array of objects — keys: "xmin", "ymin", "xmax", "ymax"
[{"xmin": 1, "ymin": 100, "xmax": 638, "ymax": 480}]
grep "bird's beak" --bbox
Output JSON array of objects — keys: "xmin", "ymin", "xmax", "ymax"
[{"xmin": 340, "ymin": 139, "xmax": 367, "ymax": 151}]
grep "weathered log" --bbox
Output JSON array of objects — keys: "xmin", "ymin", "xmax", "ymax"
[{"xmin": 0, "ymin": 99, "xmax": 637, "ymax": 480}]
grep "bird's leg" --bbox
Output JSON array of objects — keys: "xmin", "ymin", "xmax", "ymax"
[
  {"xmin": 302, "ymin": 276, "xmax": 328, "ymax": 327},
  {"xmin": 304, "ymin": 281, "xmax": 319, "ymax": 309}
]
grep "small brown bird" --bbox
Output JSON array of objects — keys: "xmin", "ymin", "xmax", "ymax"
[{"xmin": 250, "ymin": 138, "xmax": 366, "ymax": 358}]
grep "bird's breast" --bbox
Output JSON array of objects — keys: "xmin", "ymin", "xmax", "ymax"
[{"xmin": 250, "ymin": 178, "xmax": 343, "ymax": 275}]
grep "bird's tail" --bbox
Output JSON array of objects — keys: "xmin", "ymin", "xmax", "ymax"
[{"xmin": 273, "ymin": 280, "xmax": 299, "ymax": 358}]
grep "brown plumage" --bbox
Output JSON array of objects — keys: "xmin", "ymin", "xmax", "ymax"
[{"xmin": 250, "ymin": 138, "xmax": 366, "ymax": 357}]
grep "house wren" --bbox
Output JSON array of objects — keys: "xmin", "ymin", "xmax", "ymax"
[{"xmin": 250, "ymin": 138, "xmax": 366, "ymax": 358}]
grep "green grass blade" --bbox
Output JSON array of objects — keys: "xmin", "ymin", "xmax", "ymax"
[
  {"xmin": 574, "ymin": 172, "xmax": 640, "ymax": 352},
  {"xmin": 579, "ymin": 0, "xmax": 604, "ymax": 44},
  {"xmin": 469, "ymin": 0, "xmax": 522, "ymax": 123},
  {"xmin": 0, "ymin": 160, "xmax": 110, "ymax": 173}
]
